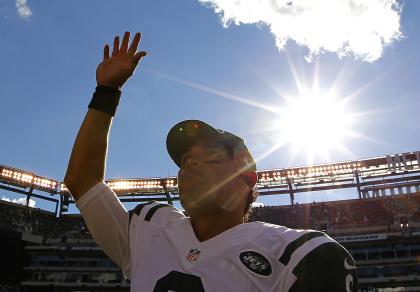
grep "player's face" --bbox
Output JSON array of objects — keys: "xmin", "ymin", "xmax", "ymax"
[{"xmin": 178, "ymin": 139, "xmax": 248, "ymax": 216}]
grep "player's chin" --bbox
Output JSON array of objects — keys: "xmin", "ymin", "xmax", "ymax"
[{"xmin": 179, "ymin": 187, "xmax": 216, "ymax": 213}]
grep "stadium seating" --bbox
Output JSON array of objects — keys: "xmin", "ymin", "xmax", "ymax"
[
  {"xmin": 249, "ymin": 193, "xmax": 420, "ymax": 234},
  {"xmin": 3, "ymin": 192, "xmax": 420, "ymax": 291}
]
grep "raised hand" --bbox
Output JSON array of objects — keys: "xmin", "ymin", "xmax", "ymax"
[{"xmin": 96, "ymin": 31, "xmax": 147, "ymax": 89}]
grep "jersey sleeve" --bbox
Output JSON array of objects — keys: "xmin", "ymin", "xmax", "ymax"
[
  {"xmin": 76, "ymin": 182, "xmax": 131, "ymax": 277},
  {"xmin": 128, "ymin": 201, "xmax": 174, "ymax": 225},
  {"xmin": 279, "ymin": 231, "xmax": 357, "ymax": 292}
]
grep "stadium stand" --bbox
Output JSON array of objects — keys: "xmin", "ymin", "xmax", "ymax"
[
  {"xmin": 0, "ymin": 200, "xmax": 127, "ymax": 291},
  {"xmin": 1, "ymin": 192, "xmax": 420, "ymax": 291},
  {"xmin": 249, "ymin": 194, "xmax": 419, "ymax": 232},
  {"xmin": 1, "ymin": 150, "xmax": 420, "ymax": 291}
]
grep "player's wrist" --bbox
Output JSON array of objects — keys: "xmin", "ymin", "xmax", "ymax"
[
  {"xmin": 96, "ymin": 80, "xmax": 122, "ymax": 90},
  {"xmin": 88, "ymin": 86, "xmax": 122, "ymax": 117}
]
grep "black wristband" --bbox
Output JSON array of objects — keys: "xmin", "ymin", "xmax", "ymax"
[{"xmin": 88, "ymin": 86, "xmax": 121, "ymax": 116}]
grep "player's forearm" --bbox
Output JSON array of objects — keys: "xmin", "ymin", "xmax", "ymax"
[
  {"xmin": 65, "ymin": 31, "xmax": 146, "ymax": 201},
  {"xmin": 64, "ymin": 108, "xmax": 113, "ymax": 201}
]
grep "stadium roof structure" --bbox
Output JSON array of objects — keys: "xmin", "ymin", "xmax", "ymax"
[{"xmin": 1, "ymin": 150, "xmax": 419, "ymax": 216}]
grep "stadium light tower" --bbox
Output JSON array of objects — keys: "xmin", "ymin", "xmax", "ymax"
[{"xmin": 1, "ymin": 150, "xmax": 420, "ymax": 216}]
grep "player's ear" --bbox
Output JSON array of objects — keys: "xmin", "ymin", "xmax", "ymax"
[{"xmin": 242, "ymin": 170, "xmax": 257, "ymax": 188}]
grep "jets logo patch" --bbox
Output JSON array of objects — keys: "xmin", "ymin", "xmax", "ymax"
[{"xmin": 239, "ymin": 251, "xmax": 272, "ymax": 276}]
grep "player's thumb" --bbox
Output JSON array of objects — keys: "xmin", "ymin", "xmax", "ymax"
[{"xmin": 134, "ymin": 51, "xmax": 147, "ymax": 66}]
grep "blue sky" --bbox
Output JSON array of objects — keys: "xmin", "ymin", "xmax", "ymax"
[{"xmin": 0, "ymin": 0, "xmax": 419, "ymax": 211}]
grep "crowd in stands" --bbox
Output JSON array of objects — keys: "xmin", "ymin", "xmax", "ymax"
[
  {"xmin": 250, "ymin": 193, "xmax": 420, "ymax": 232},
  {"xmin": 2, "ymin": 192, "xmax": 420, "ymax": 239},
  {"xmin": 0, "ymin": 200, "xmax": 55, "ymax": 236},
  {"xmin": 0, "ymin": 200, "xmax": 88, "ymax": 240},
  {"xmin": 3, "ymin": 193, "xmax": 420, "ymax": 292}
]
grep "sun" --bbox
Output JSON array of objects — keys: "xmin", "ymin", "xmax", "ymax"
[
  {"xmin": 274, "ymin": 89, "xmax": 354, "ymax": 161},
  {"xmin": 150, "ymin": 66, "xmax": 371, "ymax": 165}
]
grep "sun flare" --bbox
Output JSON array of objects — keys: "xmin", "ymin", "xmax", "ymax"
[
  {"xmin": 274, "ymin": 90, "xmax": 354, "ymax": 160},
  {"xmin": 150, "ymin": 66, "xmax": 382, "ymax": 166}
]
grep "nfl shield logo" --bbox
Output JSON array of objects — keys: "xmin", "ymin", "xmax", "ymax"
[{"xmin": 186, "ymin": 249, "xmax": 201, "ymax": 262}]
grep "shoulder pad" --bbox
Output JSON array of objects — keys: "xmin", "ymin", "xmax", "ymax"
[
  {"xmin": 247, "ymin": 223, "xmax": 329, "ymax": 265},
  {"xmin": 287, "ymin": 241, "xmax": 357, "ymax": 292},
  {"xmin": 129, "ymin": 201, "xmax": 183, "ymax": 226},
  {"xmin": 278, "ymin": 230, "xmax": 327, "ymax": 267}
]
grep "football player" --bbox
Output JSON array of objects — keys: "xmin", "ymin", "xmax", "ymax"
[{"xmin": 65, "ymin": 31, "xmax": 357, "ymax": 291}]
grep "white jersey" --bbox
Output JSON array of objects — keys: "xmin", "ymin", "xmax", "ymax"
[{"xmin": 77, "ymin": 182, "xmax": 357, "ymax": 292}]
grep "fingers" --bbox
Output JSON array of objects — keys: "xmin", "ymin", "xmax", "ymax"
[
  {"xmin": 103, "ymin": 44, "xmax": 110, "ymax": 60},
  {"xmin": 120, "ymin": 31, "xmax": 130, "ymax": 53},
  {"xmin": 128, "ymin": 32, "xmax": 141, "ymax": 56},
  {"xmin": 112, "ymin": 36, "xmax": 119, "ymax": 56},
  {"xmin": 109, "ymin": 31, "xmax": 146, "ymax": 61},
  {"xmin": 133, "ymin": 51, "xmax": 147, "ymax": 66}
]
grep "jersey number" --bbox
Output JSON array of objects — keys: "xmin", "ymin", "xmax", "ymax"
[{"xmin": 153, "ymin": 271, "xmax": 205, "ymax": 292}]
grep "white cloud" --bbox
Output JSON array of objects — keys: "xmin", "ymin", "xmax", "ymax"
[
  {"xmin": 15, "ymin": 0, "xmax": 32, "ymax": 19},
  {"xmin": 252, "ymin": 202, "xmax": 264, "ymax": 208},
  {"xmin": 199, "ymin": 0, "xmax": 403, "ymax": 62},
  {"xmin": 2, "ymin": 196, "xmax": 36, "ymax": 207}
]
